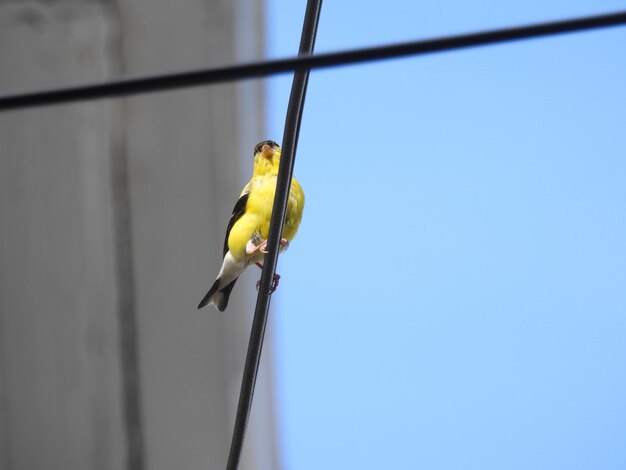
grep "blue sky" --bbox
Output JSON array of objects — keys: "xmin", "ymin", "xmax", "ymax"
[{"xmin": 265, "ymin": 2, "xmax": 626, "ymax": 469}]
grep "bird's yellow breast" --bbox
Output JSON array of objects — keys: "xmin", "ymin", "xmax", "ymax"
[{"xmin": 228, "ymin": 175, "xmax": 304, "ymax": 260}]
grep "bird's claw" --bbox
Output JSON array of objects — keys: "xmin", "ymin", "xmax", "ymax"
[
  {"xmin": 246, "ymin": 239, "xmax": 261, "ymax": 255},
  {"xmin": 256, "ymin": 272, "xmax": 281, "ymax": 293},
  {"xmin": 247, "ymin": 238, "xmax": 289, "ymax": 255}
]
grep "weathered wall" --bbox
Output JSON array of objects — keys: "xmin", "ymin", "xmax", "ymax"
[{"xmin": 0, "ymin": 1, "xmax": 277, "ymax": 469}]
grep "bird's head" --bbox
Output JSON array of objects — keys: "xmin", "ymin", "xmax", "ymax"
[{"xmin": 253, "ymin": 140, "xmax": 281, "ymax": 175}]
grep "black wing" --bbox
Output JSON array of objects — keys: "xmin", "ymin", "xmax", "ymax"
[{"xmin": 222, "ymin": 191, "xmax": 249, "ymax": 256}]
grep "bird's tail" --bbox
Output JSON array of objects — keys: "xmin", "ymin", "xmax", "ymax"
[{"xmin": 197, "ymin": 277, "xmax": 238, "ymax": 311}]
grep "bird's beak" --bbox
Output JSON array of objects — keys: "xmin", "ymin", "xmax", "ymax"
[{"xmin": 261, "ymin": 144, "xmax": 274, "ymax": 158}]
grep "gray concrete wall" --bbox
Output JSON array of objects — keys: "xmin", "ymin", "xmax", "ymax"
[{"xmin": 0, "ymin": 1, "xmax": 277, "ymax": 469}]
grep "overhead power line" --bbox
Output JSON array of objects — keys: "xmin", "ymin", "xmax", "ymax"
[{"xmin": 0, "ymin": 10, "xmax": 625, "ymax": 111}]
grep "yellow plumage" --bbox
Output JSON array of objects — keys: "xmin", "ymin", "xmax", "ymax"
[{"xmin": 198, "ymin": 140, "xmax": 304, "ymax": 311}]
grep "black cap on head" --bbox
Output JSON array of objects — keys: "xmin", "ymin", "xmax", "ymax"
[{"xmin": 254, "ymin": 140, "xmax": 280, "ymax": 154}]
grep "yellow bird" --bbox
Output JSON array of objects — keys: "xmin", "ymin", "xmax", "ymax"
[{"xmin": 198, "ymin": 140, "xmax": 305, "ymax": 311}]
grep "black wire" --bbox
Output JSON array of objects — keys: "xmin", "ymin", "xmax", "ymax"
[
  {"xmin": 1, "ymin": 10, "xmax": 625, "ymax": 111},
  {"xmin": 224, "ymin": 2, "xmax": 322, "ymax": 470}
]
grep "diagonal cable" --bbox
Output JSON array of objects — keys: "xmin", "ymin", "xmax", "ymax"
[{"xmin": 224, "ymin": 1, "xmax": 322, "ymax": 470}]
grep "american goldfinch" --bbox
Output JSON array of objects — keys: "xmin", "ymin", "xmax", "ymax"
[{"xmin": 198, "ymin": 140, "xmax": 305, "ymax": 311}]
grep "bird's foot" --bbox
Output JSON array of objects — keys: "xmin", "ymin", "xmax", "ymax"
[
  {"xmin": 259, "ymin": 238, "xmax": 288, "ymax": 253},
  {"xmin": 255, "ymin": 273, "xmax": 281, "ymax": 293},
  {"xmin": 245, "ymin": 239, "xmax": 261, "ymax": 255},
  {"xmin": 246, "ymin": 238, "xmax": 288, "ymax": 255},
  {"xmin": 255, "ymin": 263, "xmax": 281, "ymax": 293}
]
